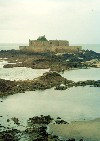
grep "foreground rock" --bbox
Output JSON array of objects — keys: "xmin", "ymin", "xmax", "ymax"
[
  {"xmin": 0, "ymin": 129, "xmax": 20, "ymax": 141},
  {"xmin": 0, "ymin": 72, "xmax": 67, "ymax": 96},
  {"xmin": 0, "ymin": 115, "xmax": 70, "ymax": 141},
  {"xmin": 28, "ymin": 115, "xmax": 53, "ymax": 125},
  {"xmin": 0, "ymin": 79, "xmax": 17, "ymax": 96},
  {"xmin": 1, "ymin": 115, "xmax": 99, "ymax": 141}
]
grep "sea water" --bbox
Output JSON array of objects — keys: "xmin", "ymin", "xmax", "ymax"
[{"xmin": 61, "ymin": 68, "xmax": 100, "ymax": 82}]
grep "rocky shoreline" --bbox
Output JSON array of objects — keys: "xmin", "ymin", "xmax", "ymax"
[
  {"xmin": 0, "ymin": 115, "xmax": 100, "ymax": 141},
  {"xmin": 0, "ymin": 49, "xmax": 100, "ymax": 140},
  {"xmin": 0, "ymin": 72, "xmax": 66, "ymax": 96},
  {"xmin": 0, "ymin": 49, "xmax": 99, "ymax": 97},
  {"xmin": 0, "ymin": 71, "xmax": 100, "ymax": 97},
  {"xmin": 0, "ymin": 115, "xmax": 85, "ymax": 141},
  {"xmin": 0, "ymin": 49, "xmax": 100, "ymax": 72}
]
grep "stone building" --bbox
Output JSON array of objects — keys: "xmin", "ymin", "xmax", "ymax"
[{"xmin": 19, "ymin": 35, "xmax": 82, "ymax": 53}]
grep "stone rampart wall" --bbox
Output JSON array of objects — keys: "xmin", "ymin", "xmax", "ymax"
[
  {"xmin": 29, "ymin": 40, "xmax": 51, "ymax": 47},
  {"xmin": 29, "ymin": 40, "xmax": 69, "ymax": 47},
  {"xmin": 19, "ymin": 39, "xmax": 81, "ymax": 53},
  {"xmin": 21, "ymin": 45, "xmax": 82, "ymax": 53}
]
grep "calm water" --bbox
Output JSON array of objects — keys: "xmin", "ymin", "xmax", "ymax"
[
  {"xmin": 0, "ymin": 86, "xmax": 100, "ymax": 129},
  {"xmin": 0, "ymin": 43, "xmax": 26, "ymax": 51},
  {"xmin": 0, "ymin": 60, "xmax": 49, "ymax": 80},
  {"xmin": 61, "ymin": 68, "xmax": 100, "ymax": 82},
  {"xmin": 0, "ymin": 67, "xmax": 49, "ymax": 81},
  {"xmin": 71, "ymin": 44, "xmax": 100, "ymax": 53},
  {"xmin": 82, "ymin": 44, "xmax": 100, "ymax": 53}
]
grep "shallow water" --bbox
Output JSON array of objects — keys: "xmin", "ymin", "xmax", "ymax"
[
  {"xmin": 0, "ymin": 86, "xmax": 100, "ymax": 129},
  {"xmin": 0, "ymin": 67, "xmax": 49, "ymax": 81},
  {"xmin": 61, "ymin": 68, "xmax": 100, "ymax": 82},
  {"xmin": 0, "ymin": 60, "xmax": 49, "ymax": 80}
]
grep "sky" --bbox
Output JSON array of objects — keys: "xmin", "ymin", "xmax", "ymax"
[{"xmin": 0, "ymin": 0, "xmax": 100, "ymax": 44}]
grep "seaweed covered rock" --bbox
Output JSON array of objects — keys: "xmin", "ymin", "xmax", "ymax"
[
  {"xmin": 0, "ymin": 79, "xmax": 15, "ymax": 93},
  {"xmin": 0, "ymin": 129, "xmax": 20, "ymax": 141},
  {"xmin": 0, "ymin": 79, "xmax": 17, "ymax": 96},
  {"xmin": 37, "ymin": 72, "xmax": 65, "ymax": 87},
  {"xmin": 28, "ymin": 115, "xmax": 53, "ymax": 125}
]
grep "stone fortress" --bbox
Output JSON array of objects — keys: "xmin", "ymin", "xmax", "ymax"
[{"xmin": 19, "ymin": 35, "xmax": 82, "ymax": 53}]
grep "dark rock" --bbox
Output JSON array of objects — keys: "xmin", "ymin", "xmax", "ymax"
[
  {"xmin": 55, "ymin": 120, "xmax": 68, "ymax": 124},
  {"xmin": 57, "ymin": 117, "xmax": 61, "ymax": 119},
  {"xmin": 7, "ymin": 119, "xmax": 10, "ymax": 122},
  {"xmin": 28, "ymin": 115, "xmax": 53, "ymax": 125},
  {"xmin": 0, "ymin": 129, "xmax": 20, "ymax": 141},
  {"xmin": 11, "ymin": 117, "xmax": 20, "ymax": 125},
  {"xmin": 67, "ymin": 138, "xmax": 75, "ymax": 141},
  {"xmin": 55, "ymin": 85, "xmax": 67, "ymax": 90}
]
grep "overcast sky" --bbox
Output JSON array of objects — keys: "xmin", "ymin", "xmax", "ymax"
[{"xmin": 0, "ymin": 0, "xmax": 100, "ymax": 44}]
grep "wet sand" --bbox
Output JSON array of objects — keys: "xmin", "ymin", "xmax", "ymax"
[{"xmin": 49, "ymin": 118, "xmax": 100, "ymax": 141}]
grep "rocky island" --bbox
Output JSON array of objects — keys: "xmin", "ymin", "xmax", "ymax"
[
  {"xmin": 0, "ymin": 36, "xmax": 100, "ymax": 72},
  {"xmin": 0, "ymin": 36, "xmax": 100, "ymax": 141}
]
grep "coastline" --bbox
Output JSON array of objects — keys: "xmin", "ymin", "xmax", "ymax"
[
  {"xmin": 0, "ymin": 115, "xmax": 100, "ymax": 141},
  {"xmin": 0, "ymin": 48, "xmax": 100, "ymax": 140}
]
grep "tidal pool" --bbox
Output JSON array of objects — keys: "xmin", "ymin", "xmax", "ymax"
[
  {"xmin": 61, "ymin": 68, "xmax": 100, "ymax": 82},
  {"xmin": 0, "ymin": 60, "xmax": 49, "ymax": 80},
  {"xmin": 0, "ymin": 67, "xmax": 49, "ymax": 81},
  {"xmin": 0, "ymin": 86, "xmax": 100, "ymax": 129}
]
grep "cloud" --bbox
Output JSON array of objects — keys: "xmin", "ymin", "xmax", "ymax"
[{"xmin": 0, "ymin": 0, "xmax": 100, "ymax": 43}]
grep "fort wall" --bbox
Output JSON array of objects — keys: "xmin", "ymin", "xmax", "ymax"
[
  {"xmin": 58, "ymin": 40, "xmax": 69, "ymax": 46},
  {"xmin": 51, "ymin": 46, "xmax": 82, "ymax": 53},
  {"xmin": 19, "ymin": 36, "xmax": 82, "ymax": 53},
  {"xmin": 29, "ymin": 40, "xmax": 69, "ymax": 47},
  {"xmin": 20, "ymin": 45, "xmax": 82, "ymax": 53}
]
